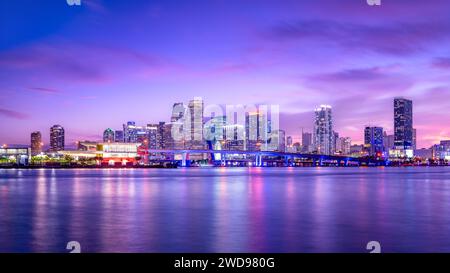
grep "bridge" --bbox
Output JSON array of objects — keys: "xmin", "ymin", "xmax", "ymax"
[{"xmin": 145, "ymin": 149, "xmax": 387, "ymax": 167}]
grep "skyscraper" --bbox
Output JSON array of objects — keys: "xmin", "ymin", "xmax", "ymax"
[
  {"xmin": 31, "ymin": 131, "xmax": 42, "ymax": 155},
  {"xmin": 103, "ymin": 128, "xmax": 115, "ymax": 143},
  {"xmin": 301, "ymin": 131, "xmax": 312, "ymax": 153},
  {"xmin": 147, "ymin": 124, "xmax": 158, "ymax": 149},
  {"xmin": 50, "ymin": 125, "xmax": 65, "ymax": 152},
  {"xmin": 171, "ymin": 102, "xmax": 185, "ymax": 122},
  {"xmin": 313, "ymin": 105, "xmax": 333, "ymax": 155},
  {"xmin": 413, "ymin": 128, "xmax": 417, "ymax": 150},
  {"xmin": 394, "ymin": 98, "xmax": 413, "ymax": 150},
  {"xmin": 286, "ymin": 136, "xmax": 293, "ymax": 147},
  {"xmin": 186, "ymin": 97, "xmax": 204, "ymax": 149},
  {"xmin": 123, "ymin": 121, "xmax": 137, "ymax": 143},
  {"xmin": 383, "ymin": 132, "xmax": 395, "ymax": 151},
  {"xmin": 114, "ymin": 130, "xmax": 124, "ymax": 143},
  {"xmin": 364, "ymin": 126, "xmax": 384, "ymax": 156}
]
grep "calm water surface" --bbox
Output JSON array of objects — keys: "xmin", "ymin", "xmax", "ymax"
[{"xmin": 1, "ymin": 167, "xmax": 450, "ymax": 253}]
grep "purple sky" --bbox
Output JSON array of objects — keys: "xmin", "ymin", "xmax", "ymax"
[{"xmin": 1, "ymin": 0, "xmax": 450, "ymax": 148}]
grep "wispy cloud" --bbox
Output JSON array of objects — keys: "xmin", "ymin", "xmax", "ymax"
[
  {"xmin": 431, "ymin": 57, "xmax": 450, "ymax": 69},
  {"xmin": 28, "ymin": 87, "xmax": 61, "ymax": 94},
  {"xmin": 266, "ymin": 20, "xmax": 450, "ymax": 56},
  {"xmin": 0, "ymin": 108, "xmax": 30, "ymax": 120}
]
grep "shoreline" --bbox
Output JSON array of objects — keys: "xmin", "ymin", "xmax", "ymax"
[{"xmin": 0, "ymin": 165, "xmax": 448, "ymax": 169}]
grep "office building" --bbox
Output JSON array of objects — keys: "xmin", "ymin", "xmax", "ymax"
[
  {"xmin": 114, "ymin": 130, "xmax": 124, "ymax": 143},
  {"xmin": 31, "ymin": 131, "xmax": 42, "ymax": 155},
  {"xmin": 50, "ymin": 125, "xmax": 65, "ymax": 152},
  {"xmin": 313, "ymin": 105, "xmax": 333, "ymax": 155},
  {"xmin": 103, "ymin": 128, "xmax": 115, "ymax": 143},
  {"xmin": 394, "ymin": 98, "xmax": 413, "ymax": 150},
  {"xmin": 364, "ymin": 126, "xmax": 384, "ymax": 156}
]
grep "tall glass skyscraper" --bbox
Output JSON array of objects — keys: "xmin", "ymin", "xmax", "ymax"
[
  {"xmin": 103, "ymin": 128, "xmax": 115, "ymax": 143},
  {"xmin": 364, "ymin": 126, "xmax": 384, "ymax": 156},
  {"xmin": 394, "ymin": 98, "xmax": 413, "ymax": 150},
  {"xmin": 186, "ymin": 97, "xmax": 204, "ymax": 149},
  {"xmin": 30, "ymin": 131, "xmax": 42, "ymax": 155},
  {"xmin": 50, "ymin": 125, "xmax": 65, "ymax": 152},
  {"xmin": 123, "ymin": 121, "xmax": 137, "ymax": 143},
  {"xmin": 313, "ymin": 105, "xmax": 333, "ymax": 155}
]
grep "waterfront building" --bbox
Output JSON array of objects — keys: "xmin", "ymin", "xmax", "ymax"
[
  {"xmin": 157, "ymin": 122, "xmax": 166, "ymax": 149},
  {"xmin": 413, "ymin": 128, "xmax": 417, "ymax": 150},
  {"xmin": 147, "ymin": 124, "xmax": 158, "ymax": 149},
  {"xmin": 77, "ymin": 141, "xmax": 98, "ymax": 151},
  {"xmin": 171, "ymin": 102, "xmax": 185, "ymax": 122},
  {"xmin": 301, "ymin": 131, "xmax": 313, "ymax": 153},
  {"xmin": 223, "ymin": 124, "xmax": 246, "ymax": 150},
  {"xmin": 383, "ymin": 132, "xmax": 395, "ymax": 151},
  {"xmin": 50, "ymin": 125, "xmax": 65, "ymax": 152},
  {"xmin": 0, "ymin": 145, "xmax": 31, "ymax": 165},
  {"xmin": 349, "ymin": 144, "xmax": 366, "ymax": 157},
  {"xmin": 114, "ymin": 130, "xmax": 124, "ymax": 143},
  {"xmin": 364, "ymin": 126, "xmax": 384, "ymax": 156},
  {"xmin": 286, "ymin": 136, "xmax": 293, "ymax": 148},
  {"xmin": 123, "ymin": 121, "xmax": 137, "ymax": 143},
  {"xmin": 31, "ymin": 131, "xmax": 42, "ymax": 155},
  {"xmin": 333, "ymin": 131, "xmax": 339, "ymax": 154},
  {"xmin": 246, "ymin": 111, "xmax": 269, "ymax": 151},
  {"xmin": 414, "ymin": 148, "xmax": 432, "ymax": 159},
  {"xmin": 267, "ymin": 129, "xmax": 285, "ymax": 152},
  {"xmin": 103, "ymin": 128, "xmax": 115, "ymax": 143},
  {"xmin": 204, "ymin": 116, "xmax": 227, "ymax": 149},
  {"xmin": 186, "ymin": 97, "xmax": 205, "ymax": 150},
  {"xmin": 313, "ymin": 105, "xmax": 333, "ymax": 155},
  {"xmin": 336, "ymin": 137, "xmax": 351, "ymax": 155},
  {"xmin": 394, "ymin": 98, "xmax": 413, "ymax": 150}
]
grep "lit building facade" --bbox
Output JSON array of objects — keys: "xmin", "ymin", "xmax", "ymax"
[
  {"xmin": 114, "ymin": 130, "xmax": 124, "ymax": 142},
  {"xmin": 50, "ymin": 125, "xmax": 65, "ymax": 152},
  {"xmin": 31, "ymin": 131, "xmax": 42, "ymax": 155},
  {"xmin": 313, "ymin": 105, "xmax": 333, "ymax": 155},
  {"xmin": 186, "ymin": 97, "xmax": 204, "ymax": 150},
  {"xmin": 394, "ymin": 98, "xmax": 413, "ymax": 150},
  {"xmin": 103, "ymin": 128, "xmax": 115, "ymax": 143},
  {"xmin": 301, "ymin": 131, "xmax": 313, "ymax": 153},
  {"xmin": 364, "ymin": 126, "xmax": 384, "ymax": 156}
]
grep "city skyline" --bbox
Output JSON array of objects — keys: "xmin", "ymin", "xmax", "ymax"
[{"xmin": 1, "ymin": 0, "xmax": 450, "ymax": 147}]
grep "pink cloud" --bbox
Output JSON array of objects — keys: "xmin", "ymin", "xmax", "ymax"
[{"xmin": 0, "ymin": 108, "xmax": 30, "ymax": 120}]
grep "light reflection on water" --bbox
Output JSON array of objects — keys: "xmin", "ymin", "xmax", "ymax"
[{"xmin": 0, "ymin": 167, "xmax": 450, "ymax": 252}]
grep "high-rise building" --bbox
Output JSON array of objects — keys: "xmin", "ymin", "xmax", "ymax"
[
  {"xmin": 286, "ymin": 136, "xmax": 293, "ymax": 147},
  {"xmin": 186, "ymin": 97, "xmax": 204, "ymax": 149},
  {"xmin": 171, "ymin": 102, "xmax": 185, "ymax": 122},
  {"xmin": 394, "ymin": 98, "xmax": 413, "ymax": 150},
  {"xmin": 364, "ymin": 126, "xmax": 384, "ymax": 156},
  {"xmin": 31, "ymin": 131, "xmax": 42, "ymax": 155},
  {"xmin": 383, "ymin": 132, "xmax": 395, "ymax": 151},
  {"xmin": 413, "ymin": 128, "xmax": 417, "ymax": 150},
  {"xmin": 103, "ymin": 128, "xmax": 115, "ymax": 143},
  {"xmin": 223, "ymin": 124, "xmax": 246, "ymax": 150},
  {"xmin": 336, "ymin": 137, "xmax": 351, "ymax": 155},
  {"xmin": 114, "ymin": 130, "xmax": 124, "ymax": 143},
  {"xmin": 333, "ymin": 131, "xmax": 339, "ymax": 154},
  {"xmin": 301, "ymin": 131, "xmax": 312, "ymax": 153},
  {"xmin": 147, "ymin": 124, "xmax": 158, "ymax": 149},
  {"xmin": 246, "ymin": 111, "xmax": 269, "ymax": 151},
  {"xmin": 267, "ymin": 129, "xmax": 285, "ymax": 152},
  {"xmin": 50, "ymin": 125, "xmax": 65, "ymax": 152},
  {"xmin": 313, "ymin": 105, "xmax": 333, "ymax": 155},
  {"xmin": 157, "ymin": 122, "xmax": 166, "ymax": 149},
  {"xmin": 123, "ymin": 121, "xmax": 137, "ymax": 143}
]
